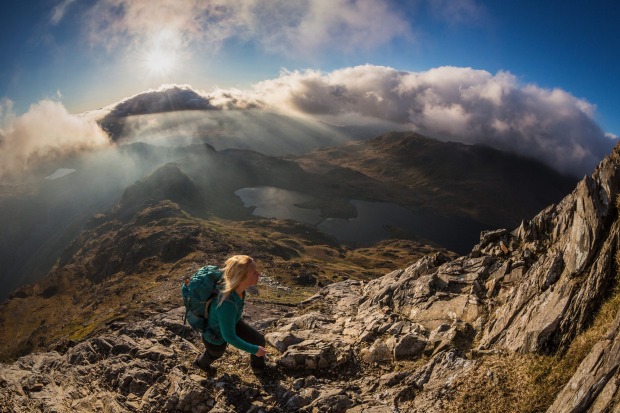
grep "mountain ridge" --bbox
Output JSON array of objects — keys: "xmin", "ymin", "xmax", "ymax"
[
  {"xmin": 292, "ymin": 131, "xmax": 578, "ymax": 228},
  {"xmin": 1, "ymin": 140, "xmax": 619, "ymax": 411},
  {"xmin": 0, "ymin": 132, "xmax": 578, "ymax": 302}
]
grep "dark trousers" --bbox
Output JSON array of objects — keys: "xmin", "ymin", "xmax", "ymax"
[{"xmin": 197, "ymin": 320, "xmax": 266, "ymax": 368}]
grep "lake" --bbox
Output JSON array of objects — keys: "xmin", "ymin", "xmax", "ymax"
[{"xmin": 235, "ymin": 186, "xmax": 487, "ymax": 254}]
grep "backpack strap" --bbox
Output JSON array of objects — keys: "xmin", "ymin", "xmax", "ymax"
[
  {"xmin": 204, "ymin": 297, "xmax": 214, "ymax": 321},
  {"xmin": 181, "ymin": 276, "xmax": 192, "ymax": 337}
]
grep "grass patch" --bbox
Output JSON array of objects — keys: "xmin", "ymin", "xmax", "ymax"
[
  {"xmin": 253, "ymin": 285, "xmax": 317, "ymax": 306},
  {"xmin": 447, "ymin": 254, "xmax": 620, "ymax": 412},
  {"xmin": 521, "ymin": 278, "xmax": 620, "ymax": 411},
  {"xmin": 0, "ymin": 210, "xmax": 436, "ymax": 362}
]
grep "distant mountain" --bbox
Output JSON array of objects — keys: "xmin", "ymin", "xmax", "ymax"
[
  {"xmin": 291, "ymin": 131, "xmax": 578, "ymax": 228},
  {"xmin": 0, "ymin": 131, "xmax": 578, "ymax": 301}
]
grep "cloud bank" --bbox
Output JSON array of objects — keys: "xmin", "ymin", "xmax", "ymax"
[
  {"xmin": 235, "ymin": 65, "xmax": 614, "ymax": 176},
  {"xmin": 0, "ymin": 99, "xmax": 110, "ymax": 181},
  {"xmin": 93, "ymin": 65, "xmax": 615, "ymax": 177}
]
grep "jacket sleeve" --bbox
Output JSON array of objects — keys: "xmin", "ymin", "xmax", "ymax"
[{"xmin": 217, "ymin": 300, "xmax": 260, "ymax": 355}]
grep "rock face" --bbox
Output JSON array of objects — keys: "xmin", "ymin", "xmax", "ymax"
[
  {"xmin": 548, "ymin": 308, "xmax": 620, "ymax": 413},
  {"xmin": 2, "ymin": 144, "xmax": 620, "ymax": 411},
  {"xmin": 263, "ymin": 142, "xmax": 620, "ymax": 411},
  {"xmin": 0, "ymin": 308, "xmax": 201, "ymax": 413}
]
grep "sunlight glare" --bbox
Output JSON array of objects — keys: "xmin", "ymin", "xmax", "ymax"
[{"xmin": 144, "ymin": 48, "xmax": 176, "ymax": 77}]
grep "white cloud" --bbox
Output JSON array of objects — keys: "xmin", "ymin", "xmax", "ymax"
[
  {"xmin": 231, "ymin": 65, "xmax": 615, "ymax": 176},
  {"xmin": 49, "ymin": 0, "xmax": 78, "ymax": 26},
  {"xmin": 95, "ymin": 66, "xmax": 616, "ymax": 177},
  {"xmin": 82, "ymin": 0, "xmax": 411, "ymax": 59},
  {"xmin": 245, "ymin": 0, "xmax": 413, "ymax": 55},
  {"xmin": 0, "ymin": 98, "xmax": 16, "ymax": 129},
  {"xmin": 0, "ymin": 100, "xmax": 110, "ymax": 181}
]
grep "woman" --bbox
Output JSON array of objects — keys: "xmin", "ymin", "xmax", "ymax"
[{"xmin": 195, "ymin": 255, "xmax": 267, "ymax": 372}]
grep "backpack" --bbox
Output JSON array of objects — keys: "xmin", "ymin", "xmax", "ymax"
[{"xmin": 181, "ymin": 265, "xmax": 224, "ymax": 333}]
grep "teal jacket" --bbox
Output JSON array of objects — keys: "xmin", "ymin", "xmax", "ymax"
[{"xmin": 203, "ymin": 291, "xmax": 259, "ymax": 355}]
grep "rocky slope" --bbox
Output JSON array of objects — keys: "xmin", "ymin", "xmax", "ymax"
[
  {"xmin": 0, "ymin": 188, "xmax": 440, "ymax": 364},
  {"xmin": 1, "ymin": 142, "xmax": 619, "ymax": 411}
]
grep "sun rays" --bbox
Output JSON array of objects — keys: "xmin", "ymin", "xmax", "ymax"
[{"xmin": 144, "ymin": 48, "xmax": 177, "ymax": 77}]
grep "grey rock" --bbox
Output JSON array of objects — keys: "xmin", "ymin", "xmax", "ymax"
[
  {"xmin": 265, "ymin": 331, "xmax": 304, "ymax": 353},
  {"xmin": 284, "ymin": 387, "xmax": 319, "ymax": 410},
  {"xmin": 393, "ymin": 333, "xmax": 426, "ymax": 360},
  {"xmin": 278, "ymin": 340, "xmax": 350, "ymax": 370},
  {"xmin": 547, "ymin": 306, "xmax": 620, "ymax": 412},
  {"xmin": 360, "ymin": 339, "xmax": 392, "ymax": 364},
  {"xmin": 307, "ymin": 388, "xmax": 354, "ymax": 413}
]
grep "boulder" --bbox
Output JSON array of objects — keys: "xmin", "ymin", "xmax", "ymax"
[
  {"xmin": 278, "ymin": 340, "xmax": 351, "ymax": 370},
  {"xmin": 393, "ymin": 333, "xmax": 427, "ymax": 360},
  {"xmin": 265, "ymin": 331, "xmax": 305, "ymax": 353}
]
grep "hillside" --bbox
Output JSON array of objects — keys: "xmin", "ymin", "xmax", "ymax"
[
  {"xmin": 292, "ymin": 131, "xmax": 578, "ymax": 228},
  {"xmin": 0, "ymin": 193, "xmax": 444, "ymax": 362},
  {"xmin": 3, "ymin": 133, "xmax": 565, "ymax": 301},
  {"xmin": 1, "ymin": 140, "xmax": 619, "ymax": 411}
]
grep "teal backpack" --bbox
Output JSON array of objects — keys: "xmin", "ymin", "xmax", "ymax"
[{"xmin": 182, "ymin": 265, "xmax": 224, "ymax": 333}]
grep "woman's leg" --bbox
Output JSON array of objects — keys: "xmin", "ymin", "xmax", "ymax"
[
  {"xmin": 196, "ymin": 340, "xmax": 227, "ymax": 370},
  {"xmin": 236, "ymin": 320, "xmax": 266, "ymax": 368}
]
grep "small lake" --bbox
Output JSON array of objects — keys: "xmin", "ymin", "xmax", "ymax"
[
  {"xmin": 45, "ymin": 168, "xmax": 77, "ymax": 180},
  {"xmin": 235, "ymin": 186, "xmax": 488, "ymax": 254},
  {"xmin": 234, "ymin": 187, "xmax": 323, "ymax": 225}
]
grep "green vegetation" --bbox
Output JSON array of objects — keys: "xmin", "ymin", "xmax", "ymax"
[
  {"xmin": 0, "ymin": 205, "xmax": 435, "ymax": 362},
  {"xmin": 446, "ymin": 248, "xmax": 620, "ymax": 412}
]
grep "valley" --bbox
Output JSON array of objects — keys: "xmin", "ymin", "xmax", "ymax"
[{"xmin": 0, "ymin": 131, "xmax": 576, "ymax": 302}]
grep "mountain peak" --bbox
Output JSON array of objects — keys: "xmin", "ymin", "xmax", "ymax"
[{"xmin": 114, "ymin": 163, "xmax": 204, "ymax": 221}]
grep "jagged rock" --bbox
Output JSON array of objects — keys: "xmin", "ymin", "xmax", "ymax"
[
  {"xmin": 393, "ymin": 333, "xmax": 426, "ymax": 360},
  {"xmin": 360, "ymin": 338, "xmax": 392, "ymax": 364},
  {"xmin": 346, "ymin": 405, "xmax": 394, "ymax": 413},
  {"xmin": 278, "ymin": 339, "xmax": 351, "ymax": 370},
  {"xmin": 306, "ymin": 387, "xmax": 354, "ymax": 413},
  {"xmin": 0, "ymin": 307, "xmax": 213, "ymax": 413},
  {"xmin": 284, "ymin": 387, "xmax": 319, "ymax": 410},
  {"xmin": 547, "ymin": 306, "xmax": 620, "ymax": 412},
  {"xmin": 265, "ymin": 331, "xmax": 305, "ymax": 353},
  {"xmin": 425, "ymin": 322, "xmax": 474, "ymax": 356},
  {"xmin": 67, "ymin": 341, "xmax": 102, "ymax": 365},
  {"xmin": 479, "ymin": 171, "xmax": 620, "ymax": 354}
]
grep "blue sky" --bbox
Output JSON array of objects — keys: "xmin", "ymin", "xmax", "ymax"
[
  {"xmin": 0, "ymin": 0, "xmax": 619, "ymax": 179},
  {"xmin": 0, "ymin": 0, "xmax": 617, "ymax": 133}
]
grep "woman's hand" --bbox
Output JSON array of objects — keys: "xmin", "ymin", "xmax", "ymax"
[{"xmin": 255, "ymin": 346, "xmax": 266, "ymax": 357}]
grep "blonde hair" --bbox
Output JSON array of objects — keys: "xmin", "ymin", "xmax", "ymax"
[{"xmin": 219, "ymin": 255, "xmax": 254, "ymax": 304}]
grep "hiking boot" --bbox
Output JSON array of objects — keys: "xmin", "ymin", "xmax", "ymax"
[
  {"xmin": 251, "ymin": 361, "xmax": 276, "ymax": 374},
  {"xmin": 193, "ymin": 356, "xmax": 217, "ymax": 375}
]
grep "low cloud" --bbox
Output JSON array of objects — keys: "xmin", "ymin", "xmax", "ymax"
[
  {"xmin": 241, "ymin": 65, "xmax": 615, "ymax": 176},
  {"xmin": 92, "ymin": 66, "xmax": 615, "ymax": 177},
  {"xmin": 0, "ymin": 99, "xmax": 110, "ymax": 181}
]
